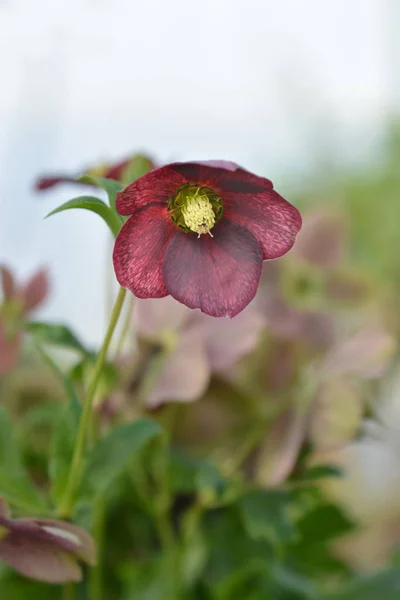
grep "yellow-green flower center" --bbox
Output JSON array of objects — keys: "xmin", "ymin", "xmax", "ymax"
[
  {"xmin": 181, "ymin": 194, "xmax": 216, "ymax": 236},
  {"xmin": 168, "ymin": 184, "xmax": 223, "ymax": 236}
]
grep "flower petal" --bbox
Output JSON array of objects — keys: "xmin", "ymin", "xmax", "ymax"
[
  {"xmin": 0, "ymin": 516, "xmax": 84, "ymax": 583},
  {"xmin": 170, "ymin": 161, "xmax": 273, "ymax": 194},
  {"xmin": 20, "ymin": 269, "xmax": 49, "ymax": 312},
  {"xmin": 256, "ymin": 408, "xmax": 309, "ymax": 487},
  {"xmin": 34, "ymin": 176, "xmax": 79, "ymax": 191},
  {"xmin": 34, "ymin": 520, "xmax": 96, "ymax": 565},
  {"xmin": 0, "ymin": 266, "xmax": 16, "ymax": 300},
  {"xmin": 323, "ymin": 329, "xmax": 395, "ymax": 379},
  {"xmin": 134, "ymin": 296, "xmax": 191, "ymax": 340},
  {"xmin": 292, "ymin": 210, "xmax": 346, "ymax": 268},
  {"xmin": 309, "ymin": 379, "xmax": 362, "ymax": 451},
  {"xmin": 224, "ymin": 189, "xmax": 302, "ymax": 260},
  {"xmin": 146, "ymin": 322, "xmax": 209, "ymax": 408},
  {"xmin": 0, "ymin": 538, "xmax": 82, "ymax": 583},
  {"xmin": 198, "ymin": 307, "xmax": 265, "ymax": 371},
  {"xmin": 116, "ymin": 165, "xmax": 186, "ymax": 215},
  {"xmin": 162, "ymin": 220, "xmax": 263, "ymax": 318},
  {"xmin": 113, "ymin": 204, "xmax": 176, "ymax": 298}
]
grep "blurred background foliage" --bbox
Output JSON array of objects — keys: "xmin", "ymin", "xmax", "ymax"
[{"xmin": 0, "ymin": 121, "xmax": 400, "ymax": 598}]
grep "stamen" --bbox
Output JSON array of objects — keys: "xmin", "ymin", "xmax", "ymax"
[
  {"xmin": 168, "ymin": 183, "xmax": 223, "ymax": 235},
  {"xmin": 182, "ymin": 195, "xmax": 216, "ymax": 236}
]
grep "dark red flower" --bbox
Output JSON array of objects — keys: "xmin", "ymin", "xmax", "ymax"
[
  {"xmin": 0, "ymin": 498, "xmax": 96, "ymax": 583},
  {"xmin": 34, "ymin": 153, "xmax": 156, "ymax": 190},
  {"xmin": 113, "ymin": 161, "xmax": 302, "ymax": 317}
]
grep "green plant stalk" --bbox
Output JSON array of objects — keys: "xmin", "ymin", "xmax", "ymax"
[
  {"xmin": 58, "ymin": 287, "xmax": 127, "ymax": 518},
  {"xmin": 62, "ymin": 582, "xmax": 76, "ymax": 600},
  {"xmin": 115, "ymin": 292, "xmax": 134, "ymax": 359},
  {"xmin": 88, "ymin": 498, "xmax": 106, "ymax": 600}
]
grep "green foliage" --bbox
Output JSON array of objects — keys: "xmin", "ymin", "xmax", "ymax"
[
  {"xmin": 78, "ymin": 175, "xmax": 123, "ymax": 210},
  {"xmin": 0, "ymin": 571, "xmax": 60, "ymax": 600},
  {"xmin": 79, "ymin": 419, "xmax": 163, "ymax": 502},
  {"xmin": 27, "ymin": 322, "xmax": 88, "ymax": 355},
  {"xmin": 238, "ymin": 488, "xmax": 297, "ymax": 545},
  {"xmin": 48, "ymin": 396, "xmax": 81, "ymax": 505},
  {"xmin": 325, "ymin": 569, "xmax": 400, "ymax": 600},
  {"xmin": 4, "ymin": 131, "xmax": 400, "ymax": 598},
  {"xmin": 0, "ymin": 406, "xmax": 49, "ymax": 513},
  {"xmin": 300, "ymin": 465, "xmax": 343, "ymax": 482},
  {"xmin": 45, "ymin": 195, "xmax": 122, "ymax": 237}
]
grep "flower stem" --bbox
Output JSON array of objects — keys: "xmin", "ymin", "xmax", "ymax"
[
  {"xmin": 88, "ymin": 498, "xmax": 106, "ymax": 600},
  {"xmin": 62, "ymin": 583, "xmax": 76, "ymax": 600},
  {"xmin": 115, "ymin": 292, "xmax": 134, "ymax": 360},
  {"xmin": 58, "ymin": 287, "xmax": 127, "ymax": 518}
]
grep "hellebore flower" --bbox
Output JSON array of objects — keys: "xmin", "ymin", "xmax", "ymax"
[
  {"xmin": 0, "ymin": 266, "xmax": 49, "ymax": 373},
  {"xmin": 311, "ymin": 365, "xmax": 400, "ymax": 569},
  {"xmin": 255, "ymin": 209, "xmax": 373, "ymax": 351},
  {"xmin": 256, "ymin": 326, "xmax": 395, "ymax": 487},
  {"xmin": 34, "ymin": 153, "xmax": 155, "ymax": 190},
  {"xmin": 132, "ymin": 296, "xmax": 264, "ymax": 407},
  {"xmin": 113, "ymin": 161, "xmax": 302, "ymax": 317},
  {"xmin": 0, "ymin": 498, "xmax": 96, "ymax": 583}
]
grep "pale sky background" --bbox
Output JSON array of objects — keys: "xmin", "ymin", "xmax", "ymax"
[{"xmin": 0, "ymin": 0, "xmax": 397, "ymax": 345}]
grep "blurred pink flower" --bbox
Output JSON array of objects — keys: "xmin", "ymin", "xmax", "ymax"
[
  {"xmin": 0, "ymin": 498, "xmax": 95, "ymax": 583},
  {"xmin": 34, "ymin": 153, "xmax": 156, "ymax": 191},
  {"xmin": 291, "ymin": 209, "xmax": 346, "ymax": 268},
  {"xmin": 309, "ymin": 366, "xmax": 400, "ymax": 569},
  {"xmin": 133, "ymin": 296, "xmax": 265, "ymax": 408},
  {"xmin": 255, "ymin": 262, "xmax": 335, "ymax": 351},
  {"xmin": 256, "ymin": 407, "xmax": 309, "ymax": 487},
  {"xmin": 322, "ymin": 328, "xmax": 395, "ymax": 380},
  {"xmin": 256, "ymin": 324, "xmax": 395, "ymax": 487},
  {"xmin": 0, "ymin": 266, "xmax": 49, "ymax": 373},
  {"xmin": 255, "ymin": 209, "xmax": 372, "ymax": 351}
]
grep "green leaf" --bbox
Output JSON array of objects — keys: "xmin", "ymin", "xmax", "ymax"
[
  {"xmin": 0, "ymin": 573, "xmax": 59, "ymax": 600},
  {"xmin": 80, "ymin": 418, "xmax": 163, "ymax": 500},
  {"xmin": 18, "ymin": 404, "xmax": 59, "ymax": 433},
  {"xmin": 123, "ymin": 557, "xmax": 177, "ymax": 600},
  {"xmin": 169, "ymin": 448, "xmax": 226, "ymax": 498},
  {"xmin": 271, "ymin": 564, "xmax": 318, "ymax": 599},
  {"xmin": 196, "ymin": 463, "xmax": 228, "ymax": 498},
  {"xmin": 78, "ymin": 175, "xmax": 123, "ymax": 210},
  {"xmin": 169, "ymin": 447, "xmax": 202, "ymax": 493},
  {"xmin": 238, "ymin": 489, "xmax": 297, "ymax": 545},
  {"xmin": 296, "ymin": 503, "xmax": 354, "ymax": 545},
  {"xmin": 215, "ymin": 561, "xmax": 271, "ymax": 600},
  {"xmin": 325, "ymin": 568, "xmax": 400, "ymax": 600},
  {"xmin": 120, "ymin": 155, "xmax": 154, "ymax": 185},
  {"xmin": 27, "ymin": 321, "xmax": 88, "ymax": 355},
  {"xmin": 301, "ymin": 464, "xmax": 343, "ymax": 482},
  {"xmin": 204, "ymin": 507, "xmax": 274, "ymax": 585},
  {"xmin": 45, "ymin": 195, "xmax": 122, "ymax": 237},
  {"xmin": 0, "ymin": 406, "xmax": 49, "ymax": 513}
]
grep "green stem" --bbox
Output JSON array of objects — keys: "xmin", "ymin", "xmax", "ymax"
[
  {"xmin": 136, "ymin": 349, "xmax": 168, "ymax": 413},
  {"xmin": 115, "ymin": 292, "xmax": 134, "ymax": 360},
  {"xmin": 88, "ymin": 499, "xmax": 106, "ymax": 600},
  {"xmin": 62, "ymin": 583, "xmax": 76, "ymax": 600},
  {"xmin": 58, "ymin": 287, "xmax": 127, "ymax": 518}
]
